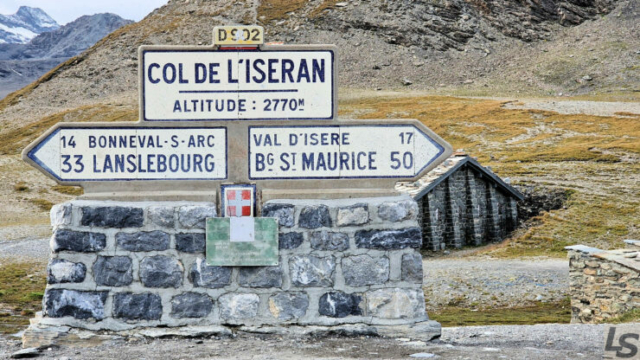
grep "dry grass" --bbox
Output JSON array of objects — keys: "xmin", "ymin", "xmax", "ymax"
[
  {"xmin": 52, "ymin": 185, "xmax": 83, "ymax": 196},
  {"xmin": 0, "ymin": 104, "xmax": 137, "ymax": 155},
  {"xmin": 258, "ymin": 0, "xmax": 307, "ymax": 23},
  {"xmin": 341, "ymin": 95, "xmax": 640, "ymax": 257},
  {"xmin": 0, "ymin": 262, "xmax": 46, "ymax": 334}
]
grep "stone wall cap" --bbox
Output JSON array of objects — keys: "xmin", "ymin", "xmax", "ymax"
[
  {"xmin": 564, "ymin": 245, "xmax": 605, "ymax": 254},
  {"xmin": 264, "ymin": 195, "xmax": 412, "ymax": 206},
  {"xmin": 624, "ymin": 239, "xmax": 640, "ymax": 246}
]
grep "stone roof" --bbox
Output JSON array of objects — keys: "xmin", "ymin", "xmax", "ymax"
[
  {"xmin": 566, "ymin": 241, "xmax": 640, "ymax": 272},
  {"xmin": 395, "ymin": 154, "xmax": 524, "ymax": 201}
]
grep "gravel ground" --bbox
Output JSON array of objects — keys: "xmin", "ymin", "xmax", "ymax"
[
  {"xmin": 423, "ymin": 257, "xmax": 568, "ymax": 309},
  {"xmin": 0, "ymin": 323, "xmax": 605, "ymax": 359},
  {"xmin": 0, "ymin": 237, "xmax": 49, "ymax": 265}
]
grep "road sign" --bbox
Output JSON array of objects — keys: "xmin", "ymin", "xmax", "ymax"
[
  {"xmin": 214, "ymin": 26, "xmax": 264, "ymax": 45},
  {"xmin": 139, "ymin": 45, "xmax": 337, "ymax": 122},
  {"xmin": 23, "ymin": 125, "xmax": 227, "ymax": 183},
  {"xmin": 248, "ymin": 124, "xmax": 447, "ymax": 180}
]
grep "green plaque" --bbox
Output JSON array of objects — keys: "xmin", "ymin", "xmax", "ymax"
[{"xmin": 206, "ymin": 217, "xmax": 278, "ymax": 266}]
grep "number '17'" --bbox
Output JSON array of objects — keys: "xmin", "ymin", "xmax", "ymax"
[{"xmin": 399, "ymin": 132, "xmax": 413, "ymax": 144}]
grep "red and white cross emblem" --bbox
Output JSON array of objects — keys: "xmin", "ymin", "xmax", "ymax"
[{"xmin": 225, "ymin": 187, "xmax": 254, "ymax": 217}]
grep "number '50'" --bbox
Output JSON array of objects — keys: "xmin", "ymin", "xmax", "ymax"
[{"xmin": 390, "ymin": 151, "xmax": 413, "ymax": 170}]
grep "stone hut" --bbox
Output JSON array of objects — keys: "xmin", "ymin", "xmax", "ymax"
[{"xmin": 396, "ymin": 154, "xmax": 524, "ymax": 251}]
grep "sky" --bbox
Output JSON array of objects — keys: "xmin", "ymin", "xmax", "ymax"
[{"xmin": 0, "ymin": 0, "xmax": 168, "ymax": 25}]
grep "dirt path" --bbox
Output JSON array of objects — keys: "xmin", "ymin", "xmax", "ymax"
[{"xmin": 503, "ymin": 99, "xmax": 640, "ymax": 117}]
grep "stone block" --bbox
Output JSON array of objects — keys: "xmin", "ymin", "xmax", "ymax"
[
  {"xmin": 342, "ymin": 255, "xmax": 389, "ymax": 287},
  {"xmin": 51, "ymin": 229, "xmax": 106, "ymax": 253},
  {"xmin": 355, "ymin": 228, "xmax": 422, "ymax": 250},
  {"xmin": 44, "ymin": 289, "xmax": 108, "ymax": 320},
  {"xmin": 336, "ymin": 204, "xmax": 369, "ymax": 226},
  {"xmin": 93, "ymin": 256, "xmax": 133, "ymax": 287},
  {"xmin": 178, "ymin": 206, "xmax": 216, "ymax": 229},
  {"xmin": 47, "ymin": 259, "xmax": 86, "ymax": 284},
  {"xmin": 262, "ymin": 203, "xmax": 295, "ymax": 227},
  {"xmin": 171, "ymin": 292, "xmax": 213, "ymax": 319},
  {"xmin": 268, "ymin": 293, "xmax": 309, "ymax": 321},
  {"xmin": 298, "ymin": 205, "xmax": 331, "ymax": 229},
  {"xmin": 116, "ymin": 231, "xmax": 169, "ymax": 252},
  {"xmin": 279, "ymin": 232, "xmax": 304, "ymax": 250},
  {"xmin": 377, "ymin": 200, "xmax": 417, "ymax": 222},
  {"xmin": 147, "ymin": 206, "xmax": 175, "ymax": 228},
  {"xmin": 189, "ymin": 258, "xmax": 232, "ymax": 288},
  {"xmin": 81, "ymin": 206, "xmax": 143, "ymax": 228},
  {"xmin": 140, "ymin": 256, "xmax": 183, "ymax": 288},
  {"xmin": 219, "ymin": 293, "xmax": 260, "ymax": 320},
  {"xmin": 366, "ymin": 288, "xmax": 426, "ymax": 319},
  {"xmin": 310, "ymin": 231, "xmax": 349, "ymax": 251},
  {"xmin": 175, "ymin": 233, "xmax": 206, "ymax": 253},
  {"xmin": 290, "ymin": 255, "xmax": 335, "ymax": 287},
  {"xmin": 319, "ymin": 292, "xmax": 363, "ymax": 318},
  {"xmin": 113, "ymin": 292, "xmax": 162, "ymax": 321},
  {"xmin": 238, "ymin": 266, "xmax": 283, "ymax": 288},
  {"xmin": 401, "ymin": 253, "xmax": 423, "ymax": 283},
  {"xmin": 50, "ymin": 203, "xmax": 72, "ymax": 228}
]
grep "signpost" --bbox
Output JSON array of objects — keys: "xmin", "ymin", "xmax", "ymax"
[
  {"xmin": 248, "ymin": 124, "xmax": 446, "ymax": 180},
  {"xmin": 139, "ymin": 46, "xmax": 336, "ymax": 121},
  {"xmin": 24, "ymin": 125, "xmax": 227, "ymax": 183}
]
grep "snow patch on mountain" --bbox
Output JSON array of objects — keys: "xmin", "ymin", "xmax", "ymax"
[{"xmin": 0, "ymin": 6, "xmax": 59, "ymax": 44}]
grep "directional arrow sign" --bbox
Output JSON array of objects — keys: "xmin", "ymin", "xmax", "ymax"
[
  {"xmin": 23, "ymin": 125, "xmax": 227, "ymax": 183},
  {"xmin": 248, "ymin": 124, "xmax": 448, "ymax": 180}
]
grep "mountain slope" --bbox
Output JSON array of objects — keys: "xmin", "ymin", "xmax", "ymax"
[
  {"xmin": 0, "ymin": 0, "xmax": 637, "ymax": 138},
  {"xmin": 0, "ymin": 13, "xmax": 132, "ymax": 101},
  {"xmin": 0, "ymin": 6, "xmax": 58, "ymax": 44}
]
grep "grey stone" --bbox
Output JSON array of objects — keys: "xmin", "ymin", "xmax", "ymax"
[
  {"xmin": 10, "ymin": 347, "xmax": 40, "ymax": 359},
  {"xmin": 140, "ymin": 256, "xmax": 183, "ymax": 288},
  {"xmin": 171, "ymin": 292, "xmax": 213, "ymax": 318},
  {"xmin": 189, "ymin": 258, "xmax": 232, "ymax": 288},
  {"xmin": 342, "ymin": 255, "xmax": 389, "ymax": 287},
  {"xmin": 50, "ymin": 203, "xmax": 72, "ymax": 228},
  {"xmin": 113, "ymin": 292, "xmax": 162, "ymax": 321},
  {"xmin": 310, "ymin": 231, "xmax": 349, "ymax": 251},
  {"xmin": 219, "ymin": 293, "xmax": 260, "ymax": 320},
  {"xmin": 175, "ymin": 233, "xmax": 205, "ymax": 253},
  {"xmin": 319, "ymin": 292, "xmax": 363, "ymax": 318},
  {"xmin": 290, "ymin": 255, "xmax": 335, "ymax": 287},
  {"xmin": 44, "ymin": 289, "xmax": 108, "ymax": 320},
  {"xmin": 366, "ymin": 288, "xmax": 426, "ymax": 319},
  {"xmin": 47, "ymin": 259, "xmax": 86, "ymax": 284},
  {"xmin": 116, "ymin": 231, "xmax": 169, "ymax": 252},
  {"xmin": 238, "ymin": 266, "xmax": 283, "ymax": 288},
  {"xmin": 51, "ymin": 229, "xmax": 106, "ymax": 253},
  {"xmin": 355, "ymin": 228, "xmax": 422, "ymax": 250},
  {"xmin": 377, "ymin": 200, "xmax": 418, "ymax": 222},
  {"xmin": 268, "ymin": 292, "xmax": 309, "ymax": 321},
  {"xmin": 178, "ymin": 205, "xmax": 216, "ymax": 229},
  {"xmin": 147, "ymin": 206, "xmax": 175, "ymax": 227},
  {"xmin": 279, "ymin": 232, "xmax": 304, "ymax": 250},
  {"xmin": 402, "ymin": 253, "xmax": 423, "ymax": 283},
  {"xmin": 298, "ymin": 205, "xmax": 331, "ymax": 229},
  {"xmin": 81, "ymin": 206, "xmax": 143, "ymax": 228},
  {"xmin": 262, "ymin": 203, "xmax": 295, "ymax": 227},
  {"xmin": 337, "ymin": 204, "xmax": 369, "ymax": 226},
  {"xmin": 93, "ymin": 256, "xmax": 133, "ymax": 286}
]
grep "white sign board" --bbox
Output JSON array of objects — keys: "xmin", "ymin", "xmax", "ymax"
[
  {"xmin": 140, "ymin": 47, "xmax": 336, "ymax": 121},
  {"xmin": 26, "ymin": 126, "xmax": 227, "ymax": 182},
  {"xmin": 248, "ymin": 125, "xmax": 446, "ymax": 180}
]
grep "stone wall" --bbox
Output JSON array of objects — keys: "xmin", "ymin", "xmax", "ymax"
[
  {"xmin": 419, "ymin": 166, "xmax": 518, "ymax": 251},
  {"xmin": 567, "ymin": 245, "xmax": 640, "ymax": 323},
  {"xmin": 41, "ymin": 196, "xmax": 428, "ymax": 331}
]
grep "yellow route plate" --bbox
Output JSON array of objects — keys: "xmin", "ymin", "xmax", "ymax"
[{"xmin": 214, "ymin": 26, "xmax": 264, "ymax": 45}]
